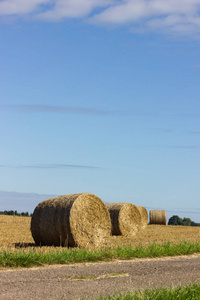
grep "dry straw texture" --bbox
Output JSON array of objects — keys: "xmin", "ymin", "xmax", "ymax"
[
  {"xmin": 136, "ymin": 206, "xmax": 148, "ymax": 229},
  {"xmin": 149, "ymin": 210, "xmax": 167, "ymax": 225},
  {"xmin": 1, "ymin": 215, "xmax": 200, "ymax": 252},
  {"xmin": 31, "ymin": 193, "xmax": 111, "ymax": 248},
  {"xmin": 106, "ymin": 203, "xmax": 141, "ymax": 237},
  {"xmin": 0, "ymin": 215, "xmax": 33, "ymax": 248}
]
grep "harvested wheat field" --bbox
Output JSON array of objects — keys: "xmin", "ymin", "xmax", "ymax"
[
  {"xmin": 0, "ymin": 215, "xmax": 32, "ymax": 248},
  {"xmin": 0, "ymin": 215, "xmax": 200, "ymax": 252}
]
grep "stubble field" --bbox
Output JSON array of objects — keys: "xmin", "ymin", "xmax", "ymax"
[{"xmin": 1, "ymin": 215, "xmax": 200, "ymax": 252}]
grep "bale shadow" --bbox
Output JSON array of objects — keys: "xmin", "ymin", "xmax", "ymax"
[
  {"xmin": 14, "ymin": 242, "xmax": 74, "ymax": 249},
  {"xmin": 14, "ymin": 242, "xmax": 39, "ymax": 248}
]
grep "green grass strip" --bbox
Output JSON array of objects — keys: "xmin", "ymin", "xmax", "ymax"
[
  {"xmin": 96, "ymin": 283, "xmax": 200, "ymax": 300},
  {"xmin": 0, "ymin": 241, "xmax": 200, "ymax": 268}
]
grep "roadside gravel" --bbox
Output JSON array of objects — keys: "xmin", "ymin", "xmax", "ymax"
[{"xmin": 0, "ymin": 254, "xmax": 200, "ymax": 300}]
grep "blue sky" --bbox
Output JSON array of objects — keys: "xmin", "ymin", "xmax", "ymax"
[{"xmin": 0, "ymin": 0, "xmax": 200, "ymax": 222}]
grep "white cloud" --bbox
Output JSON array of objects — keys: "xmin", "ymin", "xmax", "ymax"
[
  {"xmin": 90, "ymin": 1, "xmax": 199, "ymax": 21},
  {"xmin": 90, "ymin": 0, "xmax": 151, "ymax": 24},
  {"xmin": 0, "ymin": 0, "xmax": 50, "ymax": 15},
  {"xmin": 37, "ymin": 0, "xmax": 112, "ymax": 20},
  {"xmin": 1, "ymin": 0, "xmax": 200, "ymax": 36},
  {"xmin": 146, "ymin": 14, "xmax": 200, "ymax": 35},
  {"xmin": 89, "ymin": 0, "xmax": 200, "ymax": 36}
]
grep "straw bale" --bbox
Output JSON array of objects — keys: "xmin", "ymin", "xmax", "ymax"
[
  {"xmin": 106, "ymin": 203, "xmax": 141, "ymax": 237},
  {"xmin": 31, "ymin": 193, "xmax": 111, "ymax": 248},
  {"xmin": 149, "ymin": 210, "xmax": 167, "ymax": 225},
  {"xmin": 136, "ymin": 206, "xmax": 148, "ymax": 229}
]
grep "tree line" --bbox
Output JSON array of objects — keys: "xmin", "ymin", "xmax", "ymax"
[
  {"xmin": 168, "ymin": 215, "xmax": 200, "ymax": 226},
  {"xmin": 0, "ymin": 211, "xmax": 199, "ymax": 226},
  {"xmin": 0, "ymin": 210, "xmax": 32, "ymax": 217}
]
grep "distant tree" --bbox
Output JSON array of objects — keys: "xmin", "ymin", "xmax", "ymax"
[
  {"xmin": 0, "ymin": 210, "xmax": 30, "ymax": 217},
  {"xmin": 182, "ymin": 217, "xmax": 192, "ymax": 226},
  {"xmin": 191, "ymin": 221, "xmax": 197, "ymax": 226},
  {"xmin": 21, "ymin": 212, "xmax": 29, "ymax": 216},
  {"xmin": 168, "ymin": 215, "xmax": 200, "ymax": 226},
  {"xmin": 168, "ymin": 215, "xmax": 183, "ymax": 225},
  {"xmin": 6, "ymin": 210, "xmax": 15, "ymax": 215},
  {"xmin": 190, "ymin": 220, "xmax": 200, "ymax": 226}
]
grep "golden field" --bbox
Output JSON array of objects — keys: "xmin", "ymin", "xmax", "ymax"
[{"xmin": 0, "ymin": 215, "xmax": 200, "ymax": 252}]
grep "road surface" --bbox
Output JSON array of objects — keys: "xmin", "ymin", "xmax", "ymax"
[{"xmin": 0, "ymin": 254, "xmax": 200, "ymax": 299}]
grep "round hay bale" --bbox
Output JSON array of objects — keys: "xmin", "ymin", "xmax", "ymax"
[
  {"xmin": 31, "ymin": 193, "xmax": 111, "ymax": 248},
  {"xmin": 106, "ymin": 203, "xmax": 141, "ymax": 237},
  {"xmin": 136, "ymin": 206, "xmax": 148, "ymax": 229},
  {"xmin": 149, "ymin": 210, "xmax": 167, "ymax": 225}
]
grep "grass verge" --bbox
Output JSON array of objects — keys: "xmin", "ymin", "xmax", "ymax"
[
  {"xmin": 0, "ymin": 241, "xmax": 200, "ymax": 268},
  {"xmin": 96, "ymin": 283, "xmax": 200, "ymax": 300}
]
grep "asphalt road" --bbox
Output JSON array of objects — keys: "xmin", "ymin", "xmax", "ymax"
[{"xmin": 0, "ymin": 254, "xmax": 200, "ymax": 300}]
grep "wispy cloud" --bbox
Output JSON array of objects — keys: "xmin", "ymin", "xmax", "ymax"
[
  {"xmin": 191, "ymin": 63, "xmax": 200, "ymax": 67},
  {"xmin": 0, "ymin": 190, "xmax": 58, "ymax": 213},
  {"xmin": 1, "ymin": 104, "xmax": 110, "ymax": 115},
  {"xmin": 189, "ymin": 131, "xmax": 200, "ymax": 135},
  {"xmin": 166, "ymin": 145, "xmax": 200, "ymax": 149},
  {"xmin": 147, "ymin": 207, "xmax": 200, "ymax": 214},
  {"xmin": 0, "ymin": 163, "xmax": 100, "ymax": 169},
  {"xmin": 176, "ymin": 113, "xmax": 200, "ymax": 117},
  {"xmin": 2, "ymin": 104, "xmax": 200, "ymax": 119},
  {"xmin": 0, "ymin": 104, "xmax": 161, "ymax": 117},
  {"xmin": 1, "ymin": 0, "xmax": 200, "ymax": 36},
  {"xmin": 166, "ymin": 209, "xmax": 200, "ymax": 214}
]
